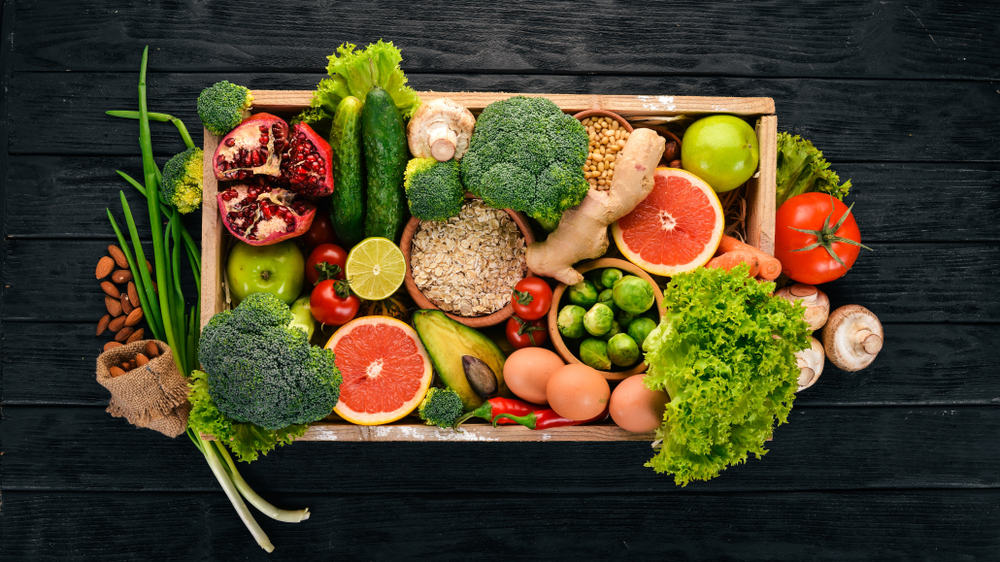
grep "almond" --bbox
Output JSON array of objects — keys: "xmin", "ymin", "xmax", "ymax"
[
  {"xmin": 121, "ymin": 360, "xmax": 133, "ymax": 371},
  {"xmin": 146, "ymin": 259, "xmax": 153, "ymax": 274},
  {"xmin": 127, "ymin": 282, "xmax": 139, "ymax": 307},
  {"xmin": 126, "ymin": 328, "xmax": 145, "ymax": 344},
  {"xmin": 103, "ymin": 341, "xmax": 123, "ymax": 352},
  {"xmin": 121, "ymin": 294, "xmax": 133, "ymax": 315},
  {"xmin": 111, "ymin": 269, "xmax": 133, "ymax": 284},
  {"xmin": 135, "ymin": 353, "xmax": 149, "ymax": 366},
  {"xmin": 144, "ymin": 341, "xmax": 160, "ymax": 358},
  {"xmin": 108, "ymin": 316, "xmax": 126, "ymax": 332},
  {"xmin": 106, "ymin": 296, "xmax": 123, "ymax": 317},
  {"xmin": 97, "ymin": 314, "xmax": 110, "ymax": 336},
  {"xmin": 96, "ymin": 256, "xmax": 115, "ymax": 280},
  {"xmin": 125, "ymin": 307, "xmax": 143, "ymax": 327},
  {"xmin": 114, "ymin": 326, "xmax": 134, "ymax": 342},
  {"xmin": 100, "ymin": 281, "xmax": 120, "ymax": 299},
  {"xmin": 109, "ymin": 366, "xmax": 127, "ymax": 378},
  {"xmin": 108, "ymin": 245, "xmax": 128, "ymax": 268}
]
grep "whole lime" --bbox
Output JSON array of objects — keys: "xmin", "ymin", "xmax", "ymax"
[{"xmin": 681, "ymin": 115, "xmax": 759, "ymax": 193}]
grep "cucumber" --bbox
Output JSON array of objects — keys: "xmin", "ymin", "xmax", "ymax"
[
  {"xmin": 329, "ymin": 96, "xmax": 365, "ymax": 246},
  {"xmin": 361, "ymin": 87, "xmax": 408, "ymax": 241}
]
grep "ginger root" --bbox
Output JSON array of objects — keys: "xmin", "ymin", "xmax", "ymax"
[{"xmin": 526, "ymin": 128, "xmax": 665, "ymax": 285}]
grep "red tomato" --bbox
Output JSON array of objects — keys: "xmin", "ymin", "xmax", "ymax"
[
  {"xmin": 305, "ymin": 243, "xmax": 347, "ymax": 286},
  {"xmin": 505, "ymin": 316, "xmax": 549, "ymax": 349},
  {"xmin": 511, "ymin": 276, "xmax": 553, "ymax": 321},
  {"xmin": 774, "ymin": 193, "xmax": 868, "ymax": 285},
  {"xmin": 301, "ymin": 211, "xmax": 337, "ymax": 249},
  {"xmin": 309, "ymin": 280, "xmax": 359, "ymax": 326}
]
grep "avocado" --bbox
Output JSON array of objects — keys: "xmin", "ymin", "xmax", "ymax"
[{"xmin": 412, "ymin": 310, "xmax": 507, "ymax": 409}]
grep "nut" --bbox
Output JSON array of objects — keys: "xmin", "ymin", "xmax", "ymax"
[
  {"xmin": 135, "ymin": 353, "xmax": 149, "ymax": 366},
  {"xmin": 120, "ymin": 294, "xmax": 133, "ymax": 315},
  {"xmin": 107, "ymin": 245, "xmax": 128, "ymax": 268},
  {"xmin": 127, "ymin": 282, "xmax": 139, "ymax": 307},
  {"xmin": 581, "ymin": 116, "xmax": 631, "ymax": 191},
  {"xmin": 146, "ymin": 260, "xmax": 153, "ymax": 274},
  {"xmin": 95, "ymin": 256, "xmax": 114, "ymax": 280},
  {"xmin": 121, "ymin": 360, "xmax": 133, "ymax": 371},
  {"xmin": 100, "ymin": 281, "xmax": 120, "ymax": 299},
  {"xmin": 111, "ymin": 269, "xmax": 132, "ymax": 284},
  {"xmin": 126, "ymin": 328, "xmax": 145, "ymax": 344},
  {"xmin": 103, "ymin": 341, "xmax": 123, "ymax": 352},
  {"xmin": 109, "ymin": 366, "xmax": 127, "ymax": 378},
  {"xmin": 97, "ymin": 314, "xmax": 110, "ymax": 336},
  {"xmin": 663, "ymin": 140, "xmax": 679, "ymax": 161},
  {"xmin": 105, "ymin": 296, "xmax": 123, "ymax": 317},
  {"xmin": 108, "ymin": 315, "xmax": 126, "ymax": 332},
  {"xmin": 144, "ymin": 341, "xmax": 159, "ymax": 358},
  {"xmin": 114, "ymin": 326, "xmax": 134, "ymax": 342},
  {"xmin": 124, "ymin": 307, "xmax": 143, "ymax": 327}
]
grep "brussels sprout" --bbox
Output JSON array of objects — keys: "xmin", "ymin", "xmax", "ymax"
[
  {"xmin": 579, "ymin": 338, "xmax": 611, "ymax": 370},
  {"xmin": 600, "ymin": 268, "xmax": 623, "ymax": 289},
  {"xmin": 616, "ymin": 309, "xmax": 637, "ymax": 328},
  {"xmin": 627, "ymin": 316, "xmax": 658, "ymax": 348},
  {"xmin": 597, "ymin": 288, "xmax": 617, "ymax": 311},
  {"xmin": 557, "ymin": 305, "xmax": 587, "ymax": 338},
  {"xmin": 583, "ymin": 303, "xmax": 614, "ymax": 336},
  {"xmin": 567, "ymin": 280, "xmax": 599, "ymax": 308},
  {"xmin": 612, "ymin": 275, "xmax": 655, "ymax": 314},
  {"xmin": 601, "ymin": 320, "xmax": 622, "ymax": 341},
  {"xmin": 607, "ymin": 333, "xmax": 640, "ymax": 367}
]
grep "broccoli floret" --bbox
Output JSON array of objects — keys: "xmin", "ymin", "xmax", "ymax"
[
  {"xmin": 461, "ymin": 96, "xmax": 589, "ymax": 225},
  {"xmin": 160, "ymin": 147, "xmax": 203, "ymax": 214},
  {"xmin": 198, "ymin": 292, "xmax": 342, "ymax": 430},
  {"xmin": 418, "ymin": 387, "xmax": 464, "ymax": 428},
  {"xmin": 197, "ymin": 80, "xmax": 253, "ymax": 136},
  {"xmin": 403, "ymin": 158, "xmax": 465, "ymax": 221}
]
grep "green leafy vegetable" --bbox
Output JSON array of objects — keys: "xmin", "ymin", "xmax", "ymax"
[
  {"xmin": 197, "ymin": 80, "xmax": 254, "ymax": 135},
  {"xmin": 404, "ymin": 157, "xmax": 465, "ymax": 221},
  {"xmin": 418, "ymin": 387, "xmax": 464, "ymax": 428},
  {"xmin": 642, "ymin": 265, "xmax": 810, "ymax": 486},
  {"xmin": 775, "ymin": 131, "xmax": 852, "ymax": 206},
  {"xmin": 160, "ymin": 147, "xmax": 203, "ymax": 214}
]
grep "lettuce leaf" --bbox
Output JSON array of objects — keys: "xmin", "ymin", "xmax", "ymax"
[
  {"xmin": 642, "ymin": 266, "xmax": 810, "ymax": 485},
  {"xmin": 775, "ymin": 131, "xmax": 852, "ymax": 206},
  {"xmin": 187, "ymin": 370, "xmax": 307, "ymax": 463}
]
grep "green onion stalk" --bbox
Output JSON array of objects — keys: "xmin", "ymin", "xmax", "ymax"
[{"xmin": 105, "ymin": 46, "xmax": 308, "ymax": 553}]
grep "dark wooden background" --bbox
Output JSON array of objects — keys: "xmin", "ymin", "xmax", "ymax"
[{"xmin": 1, "ymin": 0, "xmax": 998, "ymax": 559}]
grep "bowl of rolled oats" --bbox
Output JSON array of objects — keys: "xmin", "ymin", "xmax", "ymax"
[{"xmin": 400, "ymin": 197, "xmax": 535, "ymax": 328}]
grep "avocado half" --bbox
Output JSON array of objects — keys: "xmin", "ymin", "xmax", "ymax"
[{"xmin": 412, "ymin": 310, "xmax": 507, "ymax": 409}]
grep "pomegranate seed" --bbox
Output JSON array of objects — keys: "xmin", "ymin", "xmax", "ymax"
[
  {"xmin": 224, "ymin": 137, "xmax": 236, "ymax": 147},
  {"xmin": 259, "ymin": 125, "xmax": 268, "ymax": 132},
  {"xmin": 216, "ymin": 155, "xmax": 225, "ymax": 165}
]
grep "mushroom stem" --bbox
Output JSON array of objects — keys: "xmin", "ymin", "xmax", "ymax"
[
  {"xmin": 427, "ymin": 122, "xmax": 457, "ymax": 161},
  {"xmin": 857, "ymin": 330, "xmax": 883, "ymax": 354}
]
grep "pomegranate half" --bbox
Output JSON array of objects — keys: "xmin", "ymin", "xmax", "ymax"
[
  {"xmin": 217, "ymin": 183, "xmax": 316, "ymax": 246},
  {"xmin": 214, "ymin": 113, "xmax": 289, "ymax": 181},
  {"xmin": 281, "ymin": 122, "xmax": 335, "ymax": 197}
]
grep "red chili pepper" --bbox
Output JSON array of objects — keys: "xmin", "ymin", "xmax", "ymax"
[
  {"xmin": 455, "ymin": 397, "xmax": 535, "ymax": 427},
  {"xmin": 491, "ymin": 408, "xmax": 608, "ymax": 430}
]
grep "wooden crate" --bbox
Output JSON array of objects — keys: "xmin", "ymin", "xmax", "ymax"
[{"xmin": 200, "ymin": 91, "xmax": 776, "ymax": 442}]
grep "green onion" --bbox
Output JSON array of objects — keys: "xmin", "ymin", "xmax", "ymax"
[
  {"xmin": 106, "ymin": 109, "xmax": 195, "ymax": 150},
  {"xmin": 118, "ymin": 192, "xmax": 165, "ymax": 338},
  {"xmin": 106, "ymin": 209, "xmax": 164, "ymax": 342}
]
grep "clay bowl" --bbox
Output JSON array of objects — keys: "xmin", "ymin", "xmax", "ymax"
[
  {"xmin": 399, "ymin": 200, "xmax": 535, "ymax": 328},
  {"xmin": 547, "ymin": 258, "xmax": 664, "ymax": 381},
  {"xmin": 573, "ymin": 109, "xmax": 634, "ymax": 133}
]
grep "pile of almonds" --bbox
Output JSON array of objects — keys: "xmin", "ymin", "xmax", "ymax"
[
  {"xmin": 108, "ymin": 341, "xmax": 162, "ymax": 378},
  {"xmin": 95, "ymin": 244, "xmax": 150, "ymax": 351},
  {"xmin": 581, "ymin": 116, "xmax": 630, "ymax": 191}
]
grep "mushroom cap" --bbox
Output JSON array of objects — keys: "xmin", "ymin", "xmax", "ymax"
[
  {"xmin": 407, "ymin": 97, "xmax": 476, "ymax": 161},
  {"xmin": 795, "ymin": 337, "xmax": 825, "ymax": 391},
  {"xmin": 822, "ymin": 304, "xmax": 884, "ymax": 372},
  {"xmin": 775, "ymin": 283, "xmax": 830, "ymax": 331}
]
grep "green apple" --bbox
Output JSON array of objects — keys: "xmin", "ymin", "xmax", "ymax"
[
  {"xmin": 226, "ymin": 241, "xmax": 304, "ymax": 305},
  {"xmin": 681, "ymin": 115, "xmax": 759, "ymax": 193},
  {"xmin": 288, "ymin": 296, "xmax": 315, "ymax": 340}
]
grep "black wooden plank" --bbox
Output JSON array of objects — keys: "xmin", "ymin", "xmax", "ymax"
[
  {"xmin": 1, "ymin": 405, "xmax": 996, "ymax": 493},
  {"xmin": 8, "ymin": 72, "xmax": 1000, "ymax": 162},
  {"xmin": 4, "ymin": 239, "xmax": 995, "ymax": 322},
  {"xmin": 2, "ymin": 489, "xmax": 997, "ymax": 560},
  {"xmin": 10, "ymin": 0, "xmax": 999, "ymax": 80},
  {"xmin": 3, "ymin": 320, "xmax": 996, "ymax": 407}
]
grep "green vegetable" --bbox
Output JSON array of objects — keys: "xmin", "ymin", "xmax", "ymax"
[
  {"xmin": 329, "ymin": 96, "xmax": 366, "ymax": 246},
  {"xmin": 600, "ymin": 268, "xmax": 623, "ymax": 289},
  {"xmin": 607, "ymin": 333, "xmax": 639, "ymax": 367},
  {"xmin": 626, "ymin": 316, "xmax": 657, "ymax": 348},
  {"xmin": 597, "ymin": 288, "xmax": 617, "ymax": 311},
  {"xmin": 642, "ymin": 265, "xmax": 810, "ymax": 485},
  {"xmin": 362, "ymin": 87, "xmax": 408, "ymax": 240},
  {"xmin": 160, "ymin": 147, "xmax": 203, "ymax": 214},
  {"xmin": 404, "ymin": 157, "xmax": 465, "ymax": 221},
  {"xmin": 197, "ymin": 80, "xmax": 253, "ymax": 135},
  {"xmin": 460, "ymin": 96, "xmax": 589, "ymax": 225},
  {"xmin": 198, "ymin": 292, "xmax": 342, "ymax": 431},
  {"xmin": 579, "ymin": 338, "xmax": 611, "ymax": 370},
  {"xmin": 612, "ymin": 275, "xmax": 654, "ymax": 314},
  {"xmin": 775, "ymin": 131, "xmax": 852, "ymax": 207},
  {"xmin": 616, "ymin": 309, "xmax": 637, "ymax": 328},
  {"xmin": 418, "ymin": 387, "xmax": 464, "ymax": 428},
  {"xmin": 567, "ymin": 279, "xmax": 599, "ymax": 308},
  {"xmin": 601, "ymin": 320, "xmax": 622, "ymax": 341},
  {"xmin": 557, "ymin": 305, "xmax": 586, "ymax": 338},
  {"xmin": 583, "ymin": 303, "xmax": 614, "ymax": 336}
]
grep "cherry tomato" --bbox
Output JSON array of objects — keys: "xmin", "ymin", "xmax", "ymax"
[
  {"xmin": 301, "ymin": 210, "xmax": 337, "ymax": 249},
  {"xmin": 511, "ymin": 276, "xmax": 552, "ymax": 321},
  {"xmin": 305, "ymin": 243, "xmax": 347, "ymax": 286},
  {"xmin": 309, "ymin": 279, "xmax": 359, "ymax": 326},
  {"xmin": 774, "ymin": 193, "xmax": 869, "ymax": 285},
  {"xmin": 506, "ymin": 316, "xmax": 549, "ymax": 349}
]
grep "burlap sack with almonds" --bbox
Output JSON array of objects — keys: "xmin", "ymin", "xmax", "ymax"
[{"xmin": 96, "ymin": 339, "xmax": 190, "ymax": 437}]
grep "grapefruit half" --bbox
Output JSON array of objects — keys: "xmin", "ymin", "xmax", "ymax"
[
  {"xmin": 326, "ymin": 316, "xmax": 433, "ymax": 425},
  {"xmin": 611, "ymin": 167, "xmax": 724, "ymax": 276}
]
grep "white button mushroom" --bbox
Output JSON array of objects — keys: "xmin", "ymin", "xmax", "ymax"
[
  {"xmin": 775, "ymin": 284, "xmax": 830, "ymax": 331},
  {"xmin": 407, "ymin": 97, "xmax": 476, "ymax": 162},
  {"xmin": 822, "ymin": 304, "xmax": 884, "ymax": 372},
  {"xmin": 795, "ymin": 337, "xmax": 825, "ymax": 391}
]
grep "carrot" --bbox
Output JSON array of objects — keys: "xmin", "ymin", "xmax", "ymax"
[
  {"xmin": 706, "ymin": 250, "xmax": 759, "ymax": 277},
  {"xmin": 717, "ymin": 235, "xmax": 782, "ymax": 281}
]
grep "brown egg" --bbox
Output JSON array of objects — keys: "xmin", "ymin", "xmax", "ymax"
[
  {"xmin": 546, "ymin": 364, "xmax": 610, "ymax": 421},
  {"xmin": 609, "ymin": 374, "xmax": 669, "ymax": 432},
  {"xmin": 503, "ymin": 347, "xmax": 564, "ymax": 404}
]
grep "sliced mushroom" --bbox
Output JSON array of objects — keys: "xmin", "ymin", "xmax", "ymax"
[
  {"xmin": 775, "ymin": 284, "xmax": 830, "ymax": 331},
  {"xmin": 795, "ymin": 337, "xmax": 825, "ymax": 391},
  {"xmin": 407, "ymin": 98, "xmax": 476, "ymax": 162},
  {"xmin": 822, "ymin": 304, "xmax": 884, "ymax": 372}
]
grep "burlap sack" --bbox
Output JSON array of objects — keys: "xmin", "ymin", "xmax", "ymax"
[{"xmin": 96, "ymin": 339, "xmax": 190, "ymax": 438}]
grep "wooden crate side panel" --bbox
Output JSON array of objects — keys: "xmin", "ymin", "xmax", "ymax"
[
  {"xmin": 747, "ymin": 115, "xmax": 777, "ymax": 254},
  {"xmin": 292, "ymin": 423, "xmax": 653, "ymax": 442},
  {"xmin": 199, "ymin": 130, "xmax": 224, "ymax": 329}
]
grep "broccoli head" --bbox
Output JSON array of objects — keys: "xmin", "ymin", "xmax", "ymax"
[
  {"xmin": 160, "ymin": 147, "xmax": 203, "ymax": 214},
  {"xmin": 404, "ymin": 157, "xmax": 465, "ymax": 221},
  {"xmin": 197, "ymin": 80, "xmax": 253, "ymax": 136},
  {"xmin": 460, "ymin": 96, "xmax": 589, "ymax": 225},
  {"xmin": 418, "ymin": 387, "xmax": 464, "ymax": 428},
  {"xmin": 198, "ymin": 292, "xmax": 342, "ymax": 430}
]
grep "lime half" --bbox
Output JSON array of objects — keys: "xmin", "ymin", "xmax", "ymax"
[{"xmin": 346, "ymin": 237, "xmax": 406, "ymax": 301}]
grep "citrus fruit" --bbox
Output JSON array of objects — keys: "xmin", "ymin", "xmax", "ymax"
[
  {"xmin": 345, "ymin": 237, "xmax": 406, "ymax": 301},
  {"xmin": 611, "ymin": 167, "xmax": 724, "ymax": 276},
  {"xmin": 326, "ymin": 316, "xmax": 433, "ymax": 425},
  {"xmin": 681, "ymin": 115, "xmax": 759, "ymax": 193}
]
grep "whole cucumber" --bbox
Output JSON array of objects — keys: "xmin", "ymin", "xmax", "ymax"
[
  {"xmin": 361, "ymin": 88, "xmax": 408, "ymax": 241},
  {"xmin": 329, "ymin": 96, "xmax": 365, "ymax": 246}
]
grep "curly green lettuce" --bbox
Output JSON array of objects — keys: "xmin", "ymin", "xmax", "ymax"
[
  {"xmin": 775, "ymin": 131, "xmax": 852, "ymax": 206},
  {"xmin": 642, "ymin": 265, "xmax": 810, "ymax": 485}
]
